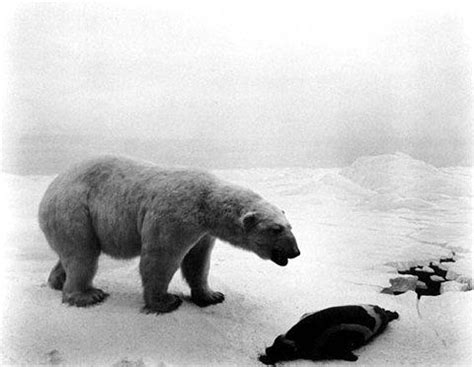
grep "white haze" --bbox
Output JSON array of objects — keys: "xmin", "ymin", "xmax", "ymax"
[{"xmin": 1, "ymin": 1, "xmax": 472, "ymax": 171}]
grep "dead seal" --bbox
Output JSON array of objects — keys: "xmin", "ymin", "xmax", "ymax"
[{"xmin": 259, "ymin": 304, "xmax": 399, "ymax": 364}]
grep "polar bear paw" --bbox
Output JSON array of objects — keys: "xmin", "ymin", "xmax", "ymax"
[
  {"xmin": 191, "ymin": 290, "xmax": 225, "ymax": 307},
  {"xmin": 143, "ymin": 293, "xmax": 183, "ymax": 314},
  {"xmin": 62, "ymin": 288, "xmax": 109, "ymax": 307}
]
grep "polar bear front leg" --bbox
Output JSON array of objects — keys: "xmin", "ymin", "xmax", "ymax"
[
  {"xmin": 181, "ymin": 234, "xmax": 225, "ymax": 307},
  {"xmin": 139, "ymin": 243, "xmax": 183, "ymax": 314}
]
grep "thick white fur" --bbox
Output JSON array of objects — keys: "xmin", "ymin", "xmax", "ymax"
[{"xmin": 39, "ymin": 156, "xmax": 298, "ymax": 313}]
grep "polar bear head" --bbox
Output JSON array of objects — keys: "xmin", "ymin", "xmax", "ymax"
[{"xmin": 241, "ymin": 203, "xmax": 300, "ymax": 266}]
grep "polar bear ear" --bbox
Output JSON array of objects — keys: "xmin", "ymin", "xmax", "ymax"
[{"xmin": 241, "ymin": 211, "xmax": 259, "ymax": 232}]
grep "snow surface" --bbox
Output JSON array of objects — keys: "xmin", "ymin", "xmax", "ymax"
[{"xmin": 0, "ymin": 153, "xmax": 472, "ymax": 366}]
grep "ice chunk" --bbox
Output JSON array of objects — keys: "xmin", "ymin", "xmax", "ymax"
[
  {"xmin": 340, "ymin": 152, "xmax": 471, "ymax": 200},
  {"xmin": 416, "ymin": 281, "xmax": 428, "ymax": 290},
  {"xmin": 446, "ymin": 270, "xmax": 460, "ymax": 281},
  {"xmin": 382, "ymin": 275, "xmax": 418, "ymax": 294},
  {"xmin": 440, "ymin": 281, "xmax": 469, "ymax": 293},
  {"xmin": 418, "ymin": 266, "xmax": 435, "ymax": 273},
  {"xmin": 430, "ymin": 275, "xmax": 445, "ymax": 282},
  {"xmin": 456, "ymin": 276, "xmax": 473, "ymax": 290}
]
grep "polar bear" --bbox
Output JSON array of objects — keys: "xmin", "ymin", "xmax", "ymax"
[{"xmin": 38, "ymin": 156, "xmax": 300, "ymax": 313}]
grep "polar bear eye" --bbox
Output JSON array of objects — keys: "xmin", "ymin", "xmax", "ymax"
[{"xmin": 269, "ymin": 225, "xmax": 284, "ymax": 234}]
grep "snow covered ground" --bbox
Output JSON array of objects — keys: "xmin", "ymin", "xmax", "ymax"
[{"xmin": 0, "ymin": 153, "xmax": 471, "ymax": 366}]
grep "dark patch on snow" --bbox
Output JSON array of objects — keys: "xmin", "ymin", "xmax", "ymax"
[
  {"xmin": 44, "ymin": 349, "xmax": 62, "ymax": 365},
  {"xmin": 382, "ymin": 255, "xmax": 470, "ymax": 298},
  {"xmin": 439, "ymin": 256, "xmax": 455, "ymax": 263},
  {"xmin": 112, "ymin": 358, "xmax": 146, "ymax": 367},
  {"xmin": 398, "ymin": 263, "xmax": 446, "ymax": 297}
]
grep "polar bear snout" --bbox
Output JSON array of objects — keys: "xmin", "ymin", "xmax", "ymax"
[
  {"xmin": 282, "ymin": 233, "xmax": 300, "ymax": 258},
  {"xmin": 288, "ymin": 247, "xmax": 300, "ymax": 259},
  {"xmin": 271, "ymin": 234, "xmax": 300, "ymax": 266},
  {"xmin": 287, "ymin": 241, "xmax": 300, "ymax": 259}
]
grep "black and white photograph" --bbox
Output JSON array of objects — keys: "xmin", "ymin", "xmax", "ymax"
[{"xmin": 1, "ymin": 1, "xmax": 472, "ymax": 365}]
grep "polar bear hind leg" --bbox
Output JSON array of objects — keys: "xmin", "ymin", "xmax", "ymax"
[{"xmin": 43, "ymin": 209, "xmax": 109, "ymax": 307}]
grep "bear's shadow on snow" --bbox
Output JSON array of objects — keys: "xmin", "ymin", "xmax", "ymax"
[
  {"xmin": 101, "ymin": 290, "xmax": 144, "ymax": 312},
  {"xmin": 92, "ymin": 279, "xmax": 265, "ymax": 320}
]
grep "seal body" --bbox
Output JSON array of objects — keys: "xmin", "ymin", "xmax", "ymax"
[{"xmin": 259, "ymin": 305, "xmax": 399, "ymax": 364}]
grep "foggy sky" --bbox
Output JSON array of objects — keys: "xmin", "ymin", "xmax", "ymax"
[{"xmin": 3, "ymin": 1, "xmax": 472, "ymax": 167}]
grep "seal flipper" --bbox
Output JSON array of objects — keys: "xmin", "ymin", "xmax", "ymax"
[
  {"xmin": 338, "ymin": 351, "xmax": 359, "ymax": 362},
  {"xmin": 322, "ymin": 331, "xmax": 362, "ymax": 362},
  {"xmin": 308, "ymin": 346, "xmax": 358, "ymax": 362},
  {"xmin": 385, "ymin": 310, "xmax": 399, "ymax": 322}
]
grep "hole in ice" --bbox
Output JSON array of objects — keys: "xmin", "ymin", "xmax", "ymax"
[{"xmin": 382, "ymin": 254, "xmax": 472, "ymax": 298}]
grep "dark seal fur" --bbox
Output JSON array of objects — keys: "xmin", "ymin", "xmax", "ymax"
[{"xmin": 259, "ymin": 304, "xmax": 399, "ymax": 364}]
